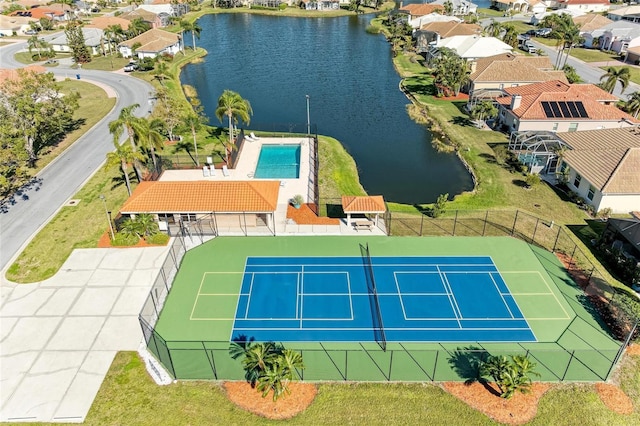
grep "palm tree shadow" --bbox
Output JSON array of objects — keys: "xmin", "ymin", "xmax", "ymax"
[{"xmin": 447, "ymin": 346, "xmax": 498, "ymax": 395}]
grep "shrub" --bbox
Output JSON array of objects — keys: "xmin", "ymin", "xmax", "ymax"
[
  {"xmin": 279, "ymin": 2, "xmax": 287, "ymax": 10},
  {"xmin": 480, "ymin": 354, "xmax": 540, "ymax": 399},
  {"xmin": 145, "ymin": 232, "xmax": 169, "ymax": 246},
  {"xmin": 525, "ymin": 173, "xmax": 541, "ymax": 188},
  {"xmin": 430, "ymin": 193, "xmax": 448, "ymax": 218},
  {"xmin": 111, "ymin": 233, "xmax": 139, "ymax": 247}
]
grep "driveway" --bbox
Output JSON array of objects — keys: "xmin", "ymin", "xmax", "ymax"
[{"xmin": 0, "ymin": 246, "xmax": 170, "ymax": 422}]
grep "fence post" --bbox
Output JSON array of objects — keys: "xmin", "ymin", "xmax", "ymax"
[
  {"xmin": 482, "ymin": 210, "xmax": 488, "ymax": 236},
  {"xmin": 452, "ymin": 210, "xmax": 458, "ymax": 236},
  {"xmin": 569, "ymin": 245, "xmax": 577, "ymax": 269},
  {"xmin": 552, "ymin": 225, "xmax": 562, "ymax": 252},
  {"xmin": 531, "ymin": 218, "xmax": 539, "ymax": 244},
  {"xmin": 511, "ymin": 210, "xmax": 519, "ymax": 236},
  {"xmin": 420, "ymin": 215, "xmax": 424, "ymax": 236},
  {"xmin": 561, "ymin": 350, "xmax": 575, "ymax": 381},
  {"xmin": 432, "ymin": 350, "xmax": 439, "ymax": 381}
]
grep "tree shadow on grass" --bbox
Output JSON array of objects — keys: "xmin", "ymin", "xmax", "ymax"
[
  {"xmin": 512, "ymin": 179, "xmax": 528, "ymax": 188},
  {"xmin": 451, "ymin": 116, "xmax": 474, "ymax": 127},
  {"xmin": 447, "ymin": 346, "xmax": 498, "ymax": 396}
]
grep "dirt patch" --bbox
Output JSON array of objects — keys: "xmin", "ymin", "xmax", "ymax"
[
  {"xmin": 595, "ymin": 383, "xmax": 634, "ymax": 415},
  {"xmin": 287, "ymin": 203, "xmax": 340, "ymax": 225},
  {"xmin": 437, "ymin": 93, "xmax": 470, "ymax": 101},
  {"xmin": 223, "ymin": 381, "xmax": 317, "ymax": 420},
  {"xmin": 443, "ymin": 382, "xmax": 551, "ymax": 425},
  {"xmin": 627, "ymin": 344, "xmax": 640, "ymax": 355}
]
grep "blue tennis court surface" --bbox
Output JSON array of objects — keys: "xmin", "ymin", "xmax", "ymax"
[{"xmin": 232, "ymin": 256, "xmax": 537, "ymax": 343}]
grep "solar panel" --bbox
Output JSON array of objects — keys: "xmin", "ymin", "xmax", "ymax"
[
  {"xmin": 541, "ymin": 101, "xmax": 554, "ymax": 118},
  {"xmin": 559, "ymin": 101, "xmax": 571, "ymax": 118},
  {"xmin": 550, "ymin": 102, "xmax": 562, "ymax": 118},
  {"xmin": 575, "ymin": 101, "xmax": 588, "ymax": 118},
  {"xmin": 567, "ymin": 101, "xmax": 580, "ymax": 118}
]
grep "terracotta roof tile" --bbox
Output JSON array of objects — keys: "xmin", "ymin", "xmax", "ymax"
[
  {"xmin": 573, "ymin": 13, "xmax": 613, "ymax": 32},
  {"xmin": 87, "ymin": 16, "xmax": 131, "ymax": 31},
  {"xmin": 471, "ymin": 57, "xmax": 564, "ymax": 83},
  {"xmin": 118, "ymin": 28, "xmax": 179, "ymax": 52},
  {"xmin": 495, "ymin": 81, "xmax": 637, "ymax": 122},
  {"xmin": 557, "ymin": 127, "xmax": 640, "ymax": 193},
  {"xmin": 119, "ymin": 9, "xmax": 159, "ymax": 23},
  {"xmin": 341, "ymin": 196, "xmax": 386, "ymax": 213},
  {"xmin": 399, "ymin": 3, "xmax": 444, "ymax": 16},
  {"xmin": 121, "ymin": 181, "xmax": 281, "ymax": 213},
  {"xmin": 419, "ymin": 21, "xmax": 481, "ymax": 37}
]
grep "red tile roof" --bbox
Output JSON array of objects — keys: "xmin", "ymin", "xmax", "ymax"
[
  {"xmin": 341, "ymin": 196, "xmax": 386, "ymax": 213},
  {"xmin": 495, "ymin": 80, "xmax": 638, "ymax": 122},
  {"xmin": 121, "ymin": 181, "xmax": 281, "ymax": 214},
  {"xmin": 399, "ymin": 3, "xmax": 444, "ymax": 16}
]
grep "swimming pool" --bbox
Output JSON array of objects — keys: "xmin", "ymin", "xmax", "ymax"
[{"xmin": 254, "ymin": 144, "xmax": 301, "ymax": 179}]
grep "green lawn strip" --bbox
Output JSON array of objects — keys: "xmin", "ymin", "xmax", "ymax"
[
  {"xmin": 80, "ymin": 55, "xmax": 130, "ymax": 71},
  {"xmin": 599, "ymin": 65, "xmax": 640, "ymax": 85},
  {"xmin": 31, "ymin": 80, "xmax": 116, "ymax": 172},
  {"xmin": 5, "ymin": 166, "xmax": 131, "ymax": 283},
  {"xmin": 569, "ymin": 48, "xmax": 620, "ymax": 63},
  {"xmin": 69, "ymin": 351, "xmax": 640, "ymax": 425},
  {"xmin": 318, "ymin": 135, "xmax": 366, "ymax": 201}
]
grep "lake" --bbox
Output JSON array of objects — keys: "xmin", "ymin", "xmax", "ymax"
[{"xmin": 181, "ymin": 13, "xmax": 473, "ymax": 204}]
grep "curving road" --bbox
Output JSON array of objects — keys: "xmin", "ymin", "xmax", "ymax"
[{"xmin": 0, "ymin": 39, "xmax": 155, "ymax": 276}]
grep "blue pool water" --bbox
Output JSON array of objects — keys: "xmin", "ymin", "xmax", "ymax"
[{"xmin": 254, "ymin": 144, "xmax": 301, "ymax": 179}]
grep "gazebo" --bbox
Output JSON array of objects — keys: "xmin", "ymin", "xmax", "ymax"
[{"xmin": 341, "ymin": 195, "xmax": 386, "ymax": 229}]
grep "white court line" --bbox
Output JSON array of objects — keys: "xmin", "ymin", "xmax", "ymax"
[
  {"xmin": 500, "ymin": 270, "xmax": 571, "ymax": 320},
  {"xmin": 233, "ymin": 326, "xmax": 535, "ymax": 331},
  {"xmin": 189, "ymin": 273, "xmax": 208, "ymax": 320},
  {"xmin": 299, "ymin": 268, "xmax": 303, "ymax": 328},
  {"xmin": 489, "ymin": 273, "xmax": 516, "ymax": 319},
  {"xmin": 347, "ymin": 272, "xmax": 355, "ymax": 321},
  {"xmin": 437, "ymin": 266, "xmax": 462, "ymax": 328},
  {"xmin": 393, "ymin": 272, "xmax": 409, "ymax": 320},
  {"xmin": 244, "ymin": 273, "xmax": 255, "ymax": 319}
]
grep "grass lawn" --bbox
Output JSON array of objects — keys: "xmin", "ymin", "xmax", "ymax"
[
  {"xmin": 30, "ymin": 80, "xmax": 116, "ymax": 172},
  {"xmin": 570, "ymin": 48, "xmax": 620, "ymax": 63},
  {"xmin": 600, "ymin": 65, "xmax": 640, "ymax": 86},
  {"xmin": 5, "ymin": 166, "xmax": 132, "ymax": 283},
  {"xmin": 68, "ymin": 351, "xmax": 640, "ymax": 425},
  {"xmin": 81, "ymin": 55, "xmax": 130, "ymax": 71}
]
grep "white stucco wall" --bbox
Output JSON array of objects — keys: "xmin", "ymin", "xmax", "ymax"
[{"xmin": 565, "ymin": 168, "xmax": 640, "ymax": 214}]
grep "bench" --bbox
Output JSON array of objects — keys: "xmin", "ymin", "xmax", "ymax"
[{"xmin": 353, "ymin": 219, "xmax": 373, "ymax": 231}]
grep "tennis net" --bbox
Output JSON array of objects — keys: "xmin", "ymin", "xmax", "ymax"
[{"xmin": 360, "ymin": 243, "xmax": 386, "ymax": 351}]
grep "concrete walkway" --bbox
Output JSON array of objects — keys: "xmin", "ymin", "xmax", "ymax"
[{"xmin": 0, "ymin": 245, "xmax": 170, "ymax": 423}]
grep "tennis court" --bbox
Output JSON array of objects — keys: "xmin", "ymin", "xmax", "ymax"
[{"xmin": 151, "ymin": 236, "xmax": 622, "ymax": 381}]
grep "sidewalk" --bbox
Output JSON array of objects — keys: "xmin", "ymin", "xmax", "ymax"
[{"xmin": 0, "ymin": 245, "xmax": 170, "ymax": 423}]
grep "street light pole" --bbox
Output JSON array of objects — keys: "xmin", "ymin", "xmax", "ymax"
[
  {"xmin": 306, "ymin": 94, "xmax": 310, "ymax": 136},
  {"xmin": 99, "ymin": 194, "xmax": 115, "ymax": 241}
]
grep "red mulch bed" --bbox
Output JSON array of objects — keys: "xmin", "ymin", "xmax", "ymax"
[
  {"xmin": 595, "ymin": 383, "xmax": 634, "ymax": 415},
  {"xmin": 437, "ymin": 93, "xmax": 470, "ymax": 101},
  {"xmin": 627, "ymin": 344, "xmax": 640, "ymax": 355},
  {"xmin": 286, "ymin": 203, "xmax": 340, "ymax": 225},
  {"xmin": 96, "ymin": 231, "xmax": 167, "ymax": 248},
  {"xmin": 223, "ymin": 381, "xmax": 317, "ymax": 420},
  {"xmin": 443, "ymin": 382, "xmax": 551, "ymax": 425}
]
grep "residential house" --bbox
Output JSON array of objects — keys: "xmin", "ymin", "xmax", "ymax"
[
  {"xmin": 572, "ymin": 13, "xmax": 613, "ymax": 34},
  {"xmin": 0, "ymin": 65, "xmax": 46, "ymax": 84},
  {"xmin": 408, "ymin": 13, "xmax": 461, "ymax": 30},
  {"xmin": 120, "ymin": 180, "xmax": 281, "ymax": 232},
  {"xmin": 426, "ymin": 35, "xmax": 513, "ymax": 63},
  {"xmin": 596, "ymin": 21, "xmax": 640, "ymax": 53},
  {"xmin": 10, "ymin": 7, "xmax": 67, "ymax": 23},
  {"xmin": 556, "ymin": 0, "xmax": 610, "ymax": 13},
  {"xmin": 429, "ymin": 0, "xmax": 478, "ymax": 15},
  {"xmin": 607, "ymin": 5, "xmax": 640, "ymax": 23},
  {"xmin": 87, "ymin": 16, "xmax": 131, "ymax": 32},
  {"xmin": 299, "ymin": 0, "xmax": 340, "ymax": 9},
  {"xmin": 415, "ymin": 21, "xmax": 481, "ymax": 54},
  {"xmin": 119, "ymin": 9, "xmax": 163, "ymax": 29},
  {"xmin": 49, "ymin": 27, "xmax": 105, "ymax": 56},
  {"xmin": 398, "ymin": 3, "xmax": 444, "ymax": 21},
  {"xmin": 627, "ymin": 45, "xmax": 640, "ymax": 64},
  {"xmin": 118, "ymin": 28, "xmax": 182, "ymax": 59},
  {"xmin": 556, "ymin": 127, "xmax": 640, "ymax": 213},
  {"xmin": 138, "ymin": 4, "xmax": 189, "ymax": 25},
  {"xmin": 0, "ymin": 14, "xmax": 36, "ymax": 36},
  {"xmin": 491, "ymin": 0, "xmax": 545, "ymax": 14},
  {"xmin": 495, "ymin": 80, "xmax": 639, "ymax": 133},
  {"xmin": 467, "ymin": 53, "xmax": 567, "ymax": 101}
]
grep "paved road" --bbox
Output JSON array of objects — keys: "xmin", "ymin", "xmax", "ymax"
[{"xmin": 0, "ymin": 40, "xmax": 154, "ymax": 275}]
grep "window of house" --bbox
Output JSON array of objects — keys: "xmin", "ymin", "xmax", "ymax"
[
  {"xmin": 587, "ymin": 186, "xmax": 595, "ymax": 201},
  {"xmin": 568, "ymin": 123, "xmax": 579, "ymax": 132},
  {"xmin": 573, "ymin": 173, "xmax": 582, "ymax": 188},
  {"xmin": 180, "ymin": 213, "xmax": 197, "ymax": 222},
  {"xmin": 552, "ymin": 122, "xmax": 559, "ymax": 131}
]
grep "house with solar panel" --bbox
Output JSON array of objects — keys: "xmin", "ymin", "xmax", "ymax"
[{"xmin": 494, "ymin": 80, "xmax": 639, "ymax": 133}]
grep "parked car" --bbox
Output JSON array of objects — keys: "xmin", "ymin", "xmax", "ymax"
[
  {"xmin": 522, "ymin": 41, "xmax": 537, "ymax": 53},
  {"xmin": 123, "ymin": 62, "xmax": 138, "ymax": 72},
  {"xmin": 535, "ymin": 28, "xmax": 552, "ymax": 37},
  {"xmin": 525, "ymin": 29, "xmax": 537, "ymax": 36},
  {"xmin": 24, "ymin": 29, "xmax": 38, "ymax": 35},
  {"xmin": 44, "ymin": 59, "xmax": 58, "ymax": 65}
]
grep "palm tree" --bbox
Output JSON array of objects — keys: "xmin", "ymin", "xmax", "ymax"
[
  {"xmin": 105, "ymin": 142, "xmax": 144, "ymax": 196},
  {"xmin": 599, "ymin": 66, "xmax": 631, "ymax": 94},
  {"xmin": 151, "ymin": 61, "xmax": 172, "ymax": 86},
  {"xmin": 443, "ymin": 0, "xmax": 453, "ymax": 16},
  {"xmin": 108, "ymin": 104, "xmax": 146, "ymax": 180},
  {"xmin": 128, "ymin": 18, "xmax": 150, "ymax": 37},
  {"xmin": 485, "ymin": 20, "xmax": 502, "ymax": 38},
  {"xmin": 501, "ymin": 24, "xmax": 519, "ymax": 48},
  {"xmin": 27, "ymin": 35, "xmax": 39, "ymax": 59},
  {"xmin": 625, "ymin": 91, "xmax": 640, "ymax": 118},
  {"xmin": 215, "ymin": 90, "xmax": 253, "ymax": 160},
  {"xmin": 136, "ymin": 118, "xmax": 165, "ymax": 172},
  {"xmin": 104, "ymin": 24, "xmax": 125, "ymax": 54},
  {"xmin": 180, "ymin": 19, "xmax": 202, "ymax": 50},
  {"xmin": 183, "ymin": 113, "xmax": 202, "ymax": 166}
]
